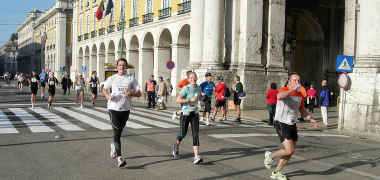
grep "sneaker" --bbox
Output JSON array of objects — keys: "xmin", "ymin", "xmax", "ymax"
[
  {"xmin": 270, "ymin": 171, "xmax": 288, "ymax": 180},
  {"xmin": 92, "ymin": 101, "xmax": 95, "ymax": 106},
  {"xmin": 172, "ymin": 112, "xmax": 178, "ymax": 121},
  {"xmin": 205, "ymin": 119, "xmax": 211, "ymax": 126},
  {"xmin": 264, "ymin": 151, "xmax": 273, "ymax": 169},
  {"xmin": 223, "ymin": 116, "xmax": 227, "ymax": 121},
  {"xmin": 193, "ymin": 155, "xmax": 203, "ymax": 164},
  {"xmin": 80, "ymin": 104, "xmax": 83, "ymax": 109},
  {"xmin": 234, "ymin": 117, "xmax": 241, "ymax": 123},
  {"xmin": 31, "ymin": 104, "xmax": 34, "ymax": 109},
  {"xmin": 48, "ymin": 104, "xmax": 51, "ymax": 111},
  {"xmin": 172, "ymin": 144, "xmax": 179, "ymax": 158},
  {"xmin": 117, "ymin": 156, "xmax": 126, "ymax": 168},
  {"xmin": 110, "ymin": 143, "xmax": 117, "ymax": 159}
]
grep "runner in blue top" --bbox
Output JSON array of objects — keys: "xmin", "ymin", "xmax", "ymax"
[
  {"xmin": 39, "ymin": 69, "xmax": 47, "ymax": 99},
  {"xmin": 199, "ymin": 72, "xmax": 215, "ymax": 126}
]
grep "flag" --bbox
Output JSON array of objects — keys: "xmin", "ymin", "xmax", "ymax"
[
  {"xmin": 105, "ymin": 0, "xmax": 114, "ymax": 16},
  {"xmin": 95, "ymin": 0, "xmax": 104, "ymax": 20}
]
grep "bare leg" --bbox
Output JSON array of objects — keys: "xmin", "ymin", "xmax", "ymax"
[{"xmin": 271, "ymin": 139, "xmax": 296, "ymax": 171}]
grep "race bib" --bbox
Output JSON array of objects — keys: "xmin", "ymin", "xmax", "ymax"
[
  {"xmin": 49, "ymin": 81, "xmax": 55, "ymax": 85},
  {"xmin": 31, "ymin": 78, "xmax": 37, "ymax": 83},
  {"xmin": 91, "ymin": 83, "xmax": 97, "ymax": 88}
]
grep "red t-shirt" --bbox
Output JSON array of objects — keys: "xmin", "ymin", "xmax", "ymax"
[
  {"xmin": 215, "ymin": 83, "xmax": 227, "ymax": 101},
  {"xmin": 266, "ymin": 89, "xmax": 279, "ymax": 104}
]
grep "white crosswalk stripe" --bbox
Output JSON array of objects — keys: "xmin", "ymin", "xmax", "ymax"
[
  {"xmin": 0, "ymin": 111, "xmax": 19, "ymax": 134},
  {"xmin": 30, "ymin": 107, "xmax": 84, "ymax": 131},
  {"xmin": 8, "ymin": 108, "xmax": 55, "ymax": 133},
  {"xmin": 54, "ymin": 107, "xmax": 112, "ymax": 130}
]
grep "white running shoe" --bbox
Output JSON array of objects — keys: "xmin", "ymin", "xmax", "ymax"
[
  {"xmin": 264, "ymin": 151, "xmax": 273, "ymax": 169},
  {"xmin": 117, "ymin": 156, "xmax": 126, "ymax": 168},
  {"xmin": 193, "ymin": 155, "xmax": 203, "ymax": 164},
  {"xmin": 31, "ymin": 104, "xmax": 34, "ymax": 109},
  {"xmin": 80, "ymin": 104, "xmax": 83, "ymax": 109},
  {"xmin": 110, "ymin": 143, "xmax": 116, "ymax": 159},
  {"xmin": 171, "ymin": 112, "xmax": 177, "ymax": 120}
]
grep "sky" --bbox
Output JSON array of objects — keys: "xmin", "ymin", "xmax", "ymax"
[{"xmin": 0, "ymin": 0, "xmax": 55, "ymax": 46}]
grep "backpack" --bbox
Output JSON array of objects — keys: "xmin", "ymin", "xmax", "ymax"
[{"xmin": 223, "ymin": 87, "xmax": 231, "ymax": 98}]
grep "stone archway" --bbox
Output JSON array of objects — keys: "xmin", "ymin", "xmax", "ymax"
[
  {"xmin": 141, "ymin": 32, "xmax": 154, "ymax": 85},
  {"xmin": 107, "ymin": 41, "xmax": 116, "ymax": 65},
  {"xmin": 157, "ymin": 29, "xmax": 172, "ymax": 80},
  {"xmin": 98, "ymin": 43, "xmax": 106, "ymax": 81},
  {"xmin": 118, "ymin": 38, "xmax": 127, "ymax": 59},
  {"xmin": 84, "ymin": 46, "xmax": 90, "ymax": 78},
  {"xmin": 77, "ymin": 48, "xmax": 83, "ymax": 76},
  {"xmin": 90, "ymin": 44, "xmax": 97, "ymax": 77},
  {"xmin": 129, "ymin": 35, "xmax": 139, "ymax": 79},
  {"xmin": 174, "ymin": 24, "xmax": 190, "ymax": 89}
]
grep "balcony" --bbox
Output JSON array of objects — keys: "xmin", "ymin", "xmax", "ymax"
[
  {"xmin": 178, "ymin": 1, "xmax": 191, "ymax": 15},
  {"xmin": 107, "ymin": 25, "xmax": 115, "ymax": 33},
  {"xmin": 129, "ymin": 17, "xmax": 139, "ymax": 27},
  {"xmin": 91, "ymin": 30, "xmax": 97, "ymax": 38},
  {"xmin": 84, "ymin": 33, "xmax": 89, "ymax": 40},
  {"xmin": 78, "ymin": 35, "xmax": 82, "ymax": 42},
  {"xmin": 159, "ymin": 7, "xmax": 171, "ymax": 19},
  {"xmin": 99, "ymin": 28, "xmax": 105, "ymax": 36},
  {"xmin": 117, "ymin": 21, "xmax": 126, "ymax": 31},
  {"xmin": 143, "ymin": 13, "xmax": 154, "ymax": 24}
]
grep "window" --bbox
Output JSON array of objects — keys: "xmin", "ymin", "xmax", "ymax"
[
  {"xmin": 101, "ymin": 17, "xmax": 104, "ymax": 28},
  {"xmin": 146, "ymin": 0, "xmax": 153, "ymax": 13},
  {"xmin": 93, "ymin": 12, "xmax": 96, "ymax": 31},
  {"xmin": 80, "ymin": 16, "xmax": 83, "ymax": 35},
  {"xmin": 163, "ymin": 0, "xmax": 170, "ymax": 8},
  {"xmin": 132, "ymin": 0, "xmax": 138, "ymax": 18},
  {"xmin": 109, "ymin": 9, "xmax": 114, "ymax": 25},
  {"xmin": 87, "ymin": 15, "xmax": 89, "ymax": 33}
]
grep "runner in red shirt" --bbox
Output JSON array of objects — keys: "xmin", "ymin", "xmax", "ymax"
[{"xmin": 211, "ymin": 76, "xmax": 227, "ymax": 121}]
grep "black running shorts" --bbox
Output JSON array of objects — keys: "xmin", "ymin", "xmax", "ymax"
[
  {"xmin": 91, "ymin": 87, "xmax": 98, "ymax": 95},
  {"xmin": 31, "ymin": 87, "xmax": 38, "ymax": 95},
  {"xmin": 215, "ymin": 100, "xmax": 226, "ymax": 107},
  {"xmin": 275, "ymin": 121, "xmax": 298, "ymax": 143},
  {"xmin": 48, "ymin": 88, "xmax": 55, "ymax": 96}
]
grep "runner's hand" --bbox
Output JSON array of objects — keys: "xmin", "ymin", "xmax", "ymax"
[
  {"xmin": 311, "ymin": 119, "xmax": 318, "ymax": 128},
  {"xmin": 124, "ymin": 89, "xmax": 133, "ymax": 97}
]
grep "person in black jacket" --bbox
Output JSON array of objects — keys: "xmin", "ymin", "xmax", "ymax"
[{"xmin": 61, "ymin": 75, "xmax": 68, "ymax": 95}]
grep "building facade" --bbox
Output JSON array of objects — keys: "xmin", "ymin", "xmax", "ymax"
[
  {"xmin": 71, "ymin": 0, "xmax": 380, "ymax": 136},
  {"xmin": 0, "ymin": 40, "xmax": 18, "ymax": 74}
]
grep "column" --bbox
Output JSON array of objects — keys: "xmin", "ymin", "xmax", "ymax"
[
  {"xmin": 56, "ymin": 11, "xmax": 67, "ymax": 77},
  {"xmin": 97, "ymin": 52, "xmax": 105, "ymax": 82},
  {"xmin": 266, "ymin": 0, "xmax": 285, "ymax": 68},
  {"xmin": 171, "ymin": 43, "xmax": 189, "ymax": 95},
  {"xmin": 189, "ymin": 0, "xmax": 204, "ymax": 67}
]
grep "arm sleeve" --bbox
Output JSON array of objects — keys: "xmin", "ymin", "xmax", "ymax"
[{"xmin": 103, "ymin": 77, "xmax": 112, "ymax": 89}]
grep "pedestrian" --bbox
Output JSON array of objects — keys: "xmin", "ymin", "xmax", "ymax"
[
  {"xmin": 102, "ymin": 58, "xmax": 141, "ymax": 168},
  {"xmin": 74, "ymin": 74, "xmax": 85, "ymax": 109},
  {"xmin": 199, "ymin": 72, "xmax": 215, "ymax": 125},
  {"xmin": 39, "ymin": 69, "xmax": 47, "ymax": 99},
  {"xmin": 145, "ymin": 75, "xmax": 157, "ymax": 109},
  {"xmin": 88, "ymin": 71, "xmax": 100, "ymax": 106},
  {"xmin": 61, "ymin": 74, "xmax": 68, "ymax": 95},
  {"xmin": 232, "ymin": 75, "xmax": 244, "ymax": 123},
  {"xmin": 211, "ymin": 76, "xmax": 228, "ymax": 121},
  {"xmin": 266, "ymin": 82, "xmax": 278, "ymax": 126},
  {"xmin": 166, "ymin": 78, "xmax": 173, "ymax": 102},
  {"xmin": 29, "ymin": 71, "xmax": 40, "ymax": 109},
  {"xmin": 157, "ymin": 76, "xmax": 167, "ymax": 110},
  {"xmin": 67, "ymin": 76, "xmax": 72, "ymax": 95},
  {"xmin": 46, "ymin": 72, "xmax": 59, "ymax": 111},
  {"xmin": 171, "ymin": 72, "xmax": 203, "ymax": 164},
  {"xmin": 319, "ymin": 79, "xmax": 330, "ymax": 127},
  {"xmin": 172, "ymin": 71, "xmax": 192, "ymax": 120},
  {"xmin": 264, "ymin": 72, "xmax": 318, "ymax": 180},
  {"xmin": 17, "ymin": 73, "xmax": 24, "ymax": 93},
  {"xmin": 306, "ymin": 84, "xmax": 317, "ymax": 113}
]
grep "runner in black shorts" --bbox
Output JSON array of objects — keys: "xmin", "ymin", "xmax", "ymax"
[
  {"xmin": 39, "ymin": 69, "xmax": 47, "ymax": 99},
  {"xmin": 232, "ymin": 75, "xmax": 244, "ymax": 123},
  {"xmin": 29, "ymin": 71, "xmax": 40, "ymax": 109},
  {"xmin": 199, "ymin": 72, "xmax": 215, "ymax": 125},
  {"xmin": 88, "ymin": 71, "xmax": 99, "ymax": 106},
  {"xmin": 47, "ymin": 72, "xmax": 59, "ymax": 111}
]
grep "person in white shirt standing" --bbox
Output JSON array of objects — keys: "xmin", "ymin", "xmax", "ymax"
[{"xmin": 102, "ymin": 58, "xmax": 141, "ymax": 168}]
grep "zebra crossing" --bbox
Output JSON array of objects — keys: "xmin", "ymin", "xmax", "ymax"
[{"xmin": 0, "ymin": 106, "xmax": 270, "ymax": 135}]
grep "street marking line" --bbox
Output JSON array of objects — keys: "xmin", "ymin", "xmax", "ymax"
[
  {"xmin": 54, "ymin": 107, "xmax": 112, "ymax": 130},
  {"xmin": 8, "ymin": 108, "xmax": 55, "ymax": 133},
  {"xmin": 30, "ymin": 107, "xmax": 84, "ymax": 131},
  {"xmin": 0, "ymin": 111, "xmax": 19, "ymax": 134},
  {"xmin": 209, "ymin": 133, "xmax": 350, "ymax": 139},
  {"xmin": 0, "ymin": 103, "xmax": 76, "ymax": 107},
  {"xmin": 223, "ymin": 138, "xmax": 380, "ymax": 180},
  {"xmin": 80, "ymin": 108, "xmax": 150, "ymax": 129}
]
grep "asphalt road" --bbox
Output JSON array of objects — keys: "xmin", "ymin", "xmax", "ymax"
[{"xmin": 0, "ymin": 81, "xmax": 380, "ymax": 180}]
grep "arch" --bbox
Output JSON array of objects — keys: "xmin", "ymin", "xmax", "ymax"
[
  {"xmin": 77, "ymin": 48, "xmax": 84, "ymax": 75},
  {"xmin": 128, "ymin": 35, "xmax": 139, "ymax": 79},
  {"xmin": 84, "ymin": 46, "xmax": 90, "ymax": 78},
  {"xmin": 174, "ymin": 24, "xmax": 191, "ymax": 93},
  {"xmin": 139, "ymin": 32, "xmax": 155, "ymax": 86},
  {"xmin": 90, "ymin": 44, "xmax": 97, "ymax": 77},
  {"xmin": 117, "ymin": 38, "xmax": 127, "ymax": 59},
  {"xmin": 107, "ymin": 40, "xmax": 116, "ymax": 64},
  {"xmin": 156, "ymin": 28, "xmax": 173, "ymax": 81},
  {"xmin": 98, "ymin": 42, "xmax": 106, "ymax": 81}
]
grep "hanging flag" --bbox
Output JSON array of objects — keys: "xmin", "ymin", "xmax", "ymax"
[
  {"xmin": 95, "ymin": 0, "xmax": 105, "ymax": 20},
  {"xmin": 105, "ymin": 0, "xmax": 114, "ymax": 16}
]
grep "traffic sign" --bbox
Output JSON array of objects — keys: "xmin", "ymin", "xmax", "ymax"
[
  {"xmin": 336, "ymin": 55, "xmax": 354, "ymax": 73},
  {"xmin": 59, "ymin": 66, "xmax": 64, "ymax": 72},
  {"xmin": 166, "ymin": 60, "xmax": 175, "ymax": 70},
  {"xmin": 337, "ymin": 73, "xmax": 349, "ymax": 89}
]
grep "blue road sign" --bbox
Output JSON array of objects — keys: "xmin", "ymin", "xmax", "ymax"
[
  {"xmin": 82, "ymin": 66, "xmax": 87, "ymax": 72},
  {"xmin": 336, "ymin": 55, "xmax": 354, "ymax": 73},
  {"xmin": 59, "ymin": 66, "xmax": 64, "ymax": 72}
]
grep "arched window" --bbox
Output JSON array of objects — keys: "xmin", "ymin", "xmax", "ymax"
[{"xmin": 146, "ymin": 0, "xmax": 153, "ymax": 13}]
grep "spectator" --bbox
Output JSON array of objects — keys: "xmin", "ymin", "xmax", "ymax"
[
  {"xmin": 145, "ymin": 75, "xmax": 157, "ymax": 109},
  {"xmin": 319, "ymin": 80, "xmax": 330, "ymax": 127},
  {"xmin": 157, "ymin": 76, "xmax": 167, "ymax": 110},
  {"xmin": 266, "ymin": 82, "xmax": 278, "ymax": 126},
  {"xmin": 306, "ymin": 84, "xmax": 317, "ymax": 113},
  {"xmin": 232, "ymin": 75, "xmax": 244, "ymax": 123},
  {"xmin": 211, "ymin": 76, "xmax": 227, "ymax": 121},
  {"xmin": 200, "ymin": 72, "xmax": 215, "ymax": 125}
]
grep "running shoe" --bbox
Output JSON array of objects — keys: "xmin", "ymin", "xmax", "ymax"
[
  {"xmin": 110, "ymin": 143, "xmax": 116, "ymax": 159},
  {"xmin": 117, "ymin": 156, "xmax": 126, "ymax": 168},
  {"xmin": 31, "ymin": 104, "xmax": 34, "ymax": 109},
  {"xmin": 193, "ymin": 155, "xmax": 203, "ymax": 164},
  {"xmin": 270, "ymin": 171, "xmax": 288, "ymax": 180},
  {"xmin": 234, "ymin": 117, "xmax": 241, "ymax": 123},
  {"xmin": 80, "ymin": 104, "xmax": 83, "ymax": 109},
  {"xmin": 264, "ymin": 151, "xmax": 273, "ymax": 169},
  {"xmin": 172, "ymin": 144, "xmax": 179, "ymax": 158},
  {"xmin": 48, "ymin": 104, "xmax": 51, "ymax": 111},
  {"xmin": 171, "ymin": 112, "xmax": 177, "ymax": 121}
]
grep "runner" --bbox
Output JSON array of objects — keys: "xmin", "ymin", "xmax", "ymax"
[
  {"xmin": 88, "ymin": 71, "xmax": 99, "ymax": 106},
  {"xmin": 74, "ymin": 74, "xmax": 85, "ymax": 109},
  {"xmin": 39, "ymin": 69, "xmax": 47, "ymax": 99},
  {"xmin": 211, "ymin": 76, "xmax": 227, "ymax": 121},
  {"xmin": 17, "ymin": 73, "xmax": 24, "ymax": 93},
  {"xmin": 46, "ymin": 72, "xmax": 59, "ymax": 111},
  {"xmin": 29, "ymin": 71, "xmax": 40, "ymax": 109},
  {"xmin": 199, "ymin": 72, "xmax": 215, "ymax": 126},
  {"xmin": 102, "ymin": 58, "xmax": 141, "ymax": 168},
  {"xmin": 172, "ymin": 70, "xmax": 192, "ymax": 120},
  {"xmin": 264, "ymin": 72, "xmax": 318, "ymax": 180}
]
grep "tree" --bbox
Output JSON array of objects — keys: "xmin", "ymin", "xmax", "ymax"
[{"xmin": 10, "ymin": 33, "xmax": 18, "ymax": 41}]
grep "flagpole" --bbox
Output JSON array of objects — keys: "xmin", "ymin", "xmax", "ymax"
[{"xmin": 120, "ymin": 5, "xmax": 125, "ymax": 59}]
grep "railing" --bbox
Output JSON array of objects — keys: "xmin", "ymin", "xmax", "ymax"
[
  {"xmin": 84, "ymin": 33, "xmax": 89, "ymax": 40},
  {"xmin": 107, "ymin": 25, "xmax": 115, "ymax": 33},
  {"xmin": 78, "ymin": 35, "xmax": 82, "ymax": 42},
  {"xmin": 129, "ymin": 17, "xmax": 139, "ymax": 27},
  {"xmin": 91, "ymin": 30, "xmax": 97, "ymax": 38},
  {"xmin": 143, "ymin": 13, "xmax": 154, "ymax": 24},
  {"xmin": 117, "ymin": 21, "xmax": 126, "ymax": 31},
  {"xmin": 178, "ymin": 1, "xmax": 191, "ymax": 15},
  {"xmin": 99, "ymin": 28, "xmax": 105, "ymax": 36},
  {"xmin": 159, "ymin": 7, "xmax": 171, "ymax": 19}
]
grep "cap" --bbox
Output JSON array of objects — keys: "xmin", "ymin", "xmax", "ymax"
[{"xmin": 205, "ymin": 72, "xmax": 212, "ymax": 77}]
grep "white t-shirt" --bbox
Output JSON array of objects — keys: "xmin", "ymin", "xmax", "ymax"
[{"xmin": 103, "ymin": 73, "xmax": 140, "ymax": 111}]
